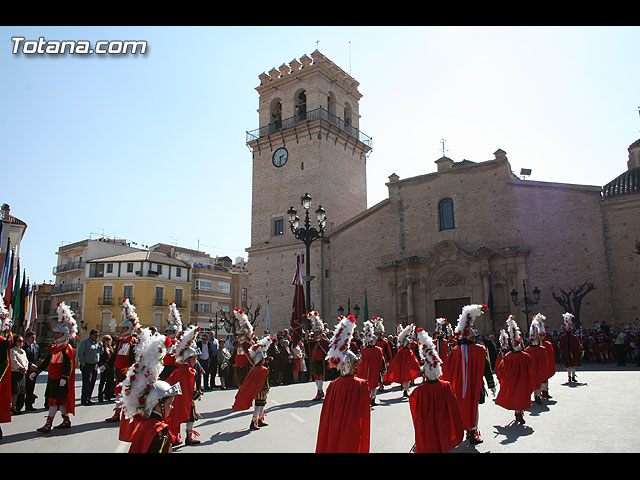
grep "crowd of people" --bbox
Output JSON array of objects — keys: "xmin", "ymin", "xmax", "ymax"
[{"xmin": 1, "ymin": 296, "xmax": 638, "ymax": 451}]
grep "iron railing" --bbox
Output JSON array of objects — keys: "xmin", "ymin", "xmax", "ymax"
[
  {"xmin": 53, "ymin": 260, "xmax": 84, "ymax": 275},
  {"xmin": 246, "ymin": 107, "xmax": 372, "ymax": 149}
]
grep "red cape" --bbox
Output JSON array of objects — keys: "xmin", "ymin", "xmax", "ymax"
[
  {"xmin": 558, "ymin": 332, "xmax": 582, "ymax": 367},
  {"xmin": 356, "ymin": 345, "xmax": 385, "ymax": 390},
  {"xmin": 441, "ymin": 343, "xmax": 487, "ymax": 431},
  {"xmin": 384, "ymin": 346, "xmax": 421, "ymax": 385},
  {"xmin": 316, "ymin": 375, "xmax": 371, "ymax": 453},
  {"xmin": 495, "ymin": 350, "xmax": 534, "ymax": 411},
  {"xmin": 46, "ymin": 342, "xmax": 76, "ymax": 416},
  {"xmin": 166, "ymin": 363, "xmax": 196, "ymax": 435},
  {"xmin": 0, "ymin": 335, "xmax": 12, "ymax": 424},
  {"xmin": 232, "ymin": 365, "xmax": 268, "ymax": 411},
  {"xmin": 525, "ymin": 345, "xmax": 548, "ymax": 387},
  {"xmin": 409, "ymin": 379, "xmax": 464, "ymax": 453},
  {"xmin": 129, "ymin": 416, "xmax": 170, "ymax": 453},
  {"xmin": 541, "ymin": 339, "xmax": 556, "ymax": 380}
]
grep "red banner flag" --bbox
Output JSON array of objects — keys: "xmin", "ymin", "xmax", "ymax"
[{"xmin": 290, "ymin": 254, "xmax": 306, "ymax": 346}]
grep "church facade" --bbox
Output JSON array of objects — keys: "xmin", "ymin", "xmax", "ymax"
[{"xmin": 246, "ymin": 51, "xmax": 640, "ymax": 336}]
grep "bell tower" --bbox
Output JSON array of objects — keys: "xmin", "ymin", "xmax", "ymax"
[{"xmin": 245, "ymin": 50, "xmax": 372, "ymax": 332}]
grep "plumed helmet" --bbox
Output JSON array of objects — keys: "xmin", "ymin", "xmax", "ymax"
[
  {"xmin": 562, "ymin": 312, "xmax": 575, "ymax": 331},
  {"xmin": 372, "ymin": 316, "xmax": 385, "ymax": 334},
  {"xmin": 498, "ymin": 328, "xmax": 510, "ymax": 352},
  {"xmin": 454, "ymin": 304, "xmax": 486, "ymax": 340},
  {"xmin": 398, "ymin": 323, "xmax": 416, "ymax": 347},
  {"xmin": 326, "ymin": 315, "xmax": 358, "ymax": 375},
  {"xmin": 166, "ymin": 302, "xmax": 183, "ymax": 334},
  {"xmin": 120, "ymin": 298, "xmax": 142, "ymax": 335},
  {"xmin": 0, "ymin": 302, "xmax": 11, "ymax": 333},
  {"xmin": 174, "ymin": 325, "xmax": 201, "ymax": 363},
  {"xmin": 435, "ymin": 317, "xmax": 453, "ymax": 338},
  {"xmin": 233, "ymin": 307, "xmax": 253, "ymax": 337},
  {"xmin": 249, "ymin": 334, "xmax": 274, "ymax": 364},
  {"xmin": 416, "ymin": 327, "xmax": 443, "ymax": 381},
  {"xmin": 506, "ymin": 315, "xmax": 524, "ymax": 351},
  {"xmin": 307, "ymin": 311, "xmax": 324, "ymax": 334},
  {"xmin": 54, "ymin": 301, "xmax": 78, "ymax": 342},
  {"xmin": 363, "ymin": 320, "xmax": 376, "ymax": 346}
]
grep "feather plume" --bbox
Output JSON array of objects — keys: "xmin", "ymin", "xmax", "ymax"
[
  {"xmin": 363, "ymin": 320, "xmax": 376, "ymax": 346},
  {"xmin": 233, "ymin": 307, "xmax": 253, "ymax": 337},
  {"xmin": 248, "ymin": 334, "xmax": 274, "ymax": 363},
  {"xmin": 416, "ymin": 327, "xmax": 442, "ymax": 380},
  {"xmin": 120, "ymin": 327, "xmax": 170, "ymax": 420},
  {"xmin": 372, "ymin": 316, "xmax": 385, "ymax": 334},
  {"xmin": 167, "ymin": 301, "xmax": 183, "ymax": 334},
  {"xmin": 326, "ymin": 314, "xmax": 356, "ymax": 368},
  {"xmin": 398, "ymin": 323, "xmax": 415, "ymax": 346},
  {"xmin": 506, "ymin": 315, "xmax": 523, "ymax": 351},
  {"xmin": 174, "ymin": 325, "xmax": 200, "ymax": 363},
  {"xmin": 454, "ymin": 304, "xmax": 486, "ymax": 339},
  {"xmin": 56, "ymin": 301, "xmax": 78, "ymax": 340},
  {"xmin": 121, "ymin": 298, "xmax": 142, "ymax": 335}
]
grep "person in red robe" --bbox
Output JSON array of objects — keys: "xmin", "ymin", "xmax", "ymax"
[
  {"xmin": 495, "ymin": 316, "xmax": 534, "ymax": 424},
  {"xmin": 231, "ymin": 308, "xmax": 255, "ymax": 387},
  {"xmin": 159, "ymin": 302, "xmax": 183, "ymax": 381},
  {"xmin": 166, "ymin": 325, "xmax": 202, "ymax": 446},
  {"xmin": 441, "ymin": 304, "xmax": 496, "ymax": 445},
  {"xmin": 356, "ymin": 320, "xmax": 386, "ymax": 406},
  {"xmin": 409, "ymin": 328, "xmax": 463, "ymax": 453},
  {"xmin": 31, "ymin": 302, "xmax": 78, "ymax": 433},
  {"xmin": 535, "ymin": 314, "xmax": 556, "ymax": 398},
  {"xmin": 121, "ymin": 327, "xmax": 182, "ymax": 453},
  {"xmin": 495, "ymin": 329, "xmax": 510, "ymax": 383},
  {"xmin": 316, "ymin": 315, "xmax": 371, "ymax": 453},
  {"xmin": 557, "ymin": 312, "xmax": 582, "ymax": 383},
  {"xmin": 306, "ymin": 311, "xmax": 330, "ymax": 401},
  {"xmin": 372, "ymin": 317, "xmax": 392, "ymax": 392},
  {"xmin": 525, "ymin": 316, "xmax": 549, "ymax": 404},
  {"xmin": 384, "ymin": 323, "xmax": 421, "ymax": 397},
  {"xmin": 0, "ymin": 306, "xmax": 14, "ymax": 440},
  {"xmin": 232, "ymin": 334, "xmax": 273, "ymax": 430},
  {"xmin": 104, "ymin": 299, "xmax": 141, "ymax": 444},
  {"xmin": 434, "ymin": 317, "xmax": 454, "ymax": 365}
]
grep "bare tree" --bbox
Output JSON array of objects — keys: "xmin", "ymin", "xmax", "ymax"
[
  {"xmin": 551, "ymin": 282, "xmax": 596, "ymax": 328},
  {"xmin": 218, "ymin": 303, "xmax": 262, "ymax": 336}
]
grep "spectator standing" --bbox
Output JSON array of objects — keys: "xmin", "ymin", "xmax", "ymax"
[
  {"xmin": 197, "ymin": 333, "xmax": 214, "ymax": 390},
  {"xmin": 209, "ymin": 332, "xmax": 219, "ymax": 388},
  {"xmin": 78, "ymin": 329, "xmax": 102, "ymax": 405},
  {"xmin": 10, "ymin": 335, "xmax": 28, "ymax": 414},
  {"xmin": 23, "ymin": 331, "xmax": 40, "ymax": 411},
  {"xmin": 614, "ymin": 330, "xmax": 627, "ymax": 366},
  {"xmin": 98, "ymin": 335, "xmax": 115, "ymax": 402}
]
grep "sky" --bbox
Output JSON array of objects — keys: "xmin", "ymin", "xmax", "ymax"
[{"xmin": 1, "ymin": 25, "xmax": 639, "ymax": 286}]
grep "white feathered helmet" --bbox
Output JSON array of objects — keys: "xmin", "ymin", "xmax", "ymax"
[
  {"xmin": 0, "ymin": 301, "xmax": 11, "ymax": 333},
  {"xmin": 454, "ymin": 304, "xmax": 486, "ymax": 340},
  {"xmin": 498, "ymin": 328, "xmax": 510, "ymax": 352},
  {"xmin": 120, "ymin": 298, "xmax": 142, "ymax": 336},
  {"xmin": 372, "ymin": 316, "xmax": 385, "ymax": 335},
  {"xmin": 363, "ymin": 320, "xmax": 376, "ymax": 346},
  {"xmin": 307, "ymin": 311, "xmax": 324, "ymax": 334},
  {"xmin": 326, "ymin": 314, "xmax": 358, "ymax": 375},
  {"xmin": 529, "ymin": 316, "xmax": 543, "ymax": 345},
  {"xmin": 416, "ymin": 328, "xmax": 443, "ymax": 381},
  {"xmin": 233, "ymin": 307, "xmax": 253, "ymax": 338},
  {"xmin": 174, "ymin": 325, "xmax": 201, "ymax": 363},
  {"xmin": 435, "ymin": 317, "xmax": 453, "ymax": 338},
  {"xmin": 249, "ymin": 334, "xmax": 274, "ymax": 364},
  {"xmin": 53, "ymin": 301, "xmax": 78, "ymax": 343},
  {"xmin": 398, "ymin": 323, "xmax": 416, "ymax": 347},
  {"xmin": 165, "ymin": 301, "xmax": 183, "ymax": 336},
  {"xmin": 562, "ymin": 312, "xmax": 575, "ymax": 331},
  {"xmin": 506, "ymin": 315, "xmax": 524, "ymax": 351},
  {"xmin": 121, "ymin": 328, "xmax": 181, "ymax": 420}
]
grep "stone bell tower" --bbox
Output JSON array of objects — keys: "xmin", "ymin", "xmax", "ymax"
[{"xmin": 245, "ymin": 50, "xmax": 373, "ymax": 333}]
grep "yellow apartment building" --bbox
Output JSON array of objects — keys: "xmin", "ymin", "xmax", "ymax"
[{"xmin": 83, "ymin": 251, "xmax": 191, "ymax": 335}]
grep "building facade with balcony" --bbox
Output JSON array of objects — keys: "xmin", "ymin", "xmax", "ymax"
[
  {"xmin": 52, "ymin": 238, "xmax": 141, "ymax": 339},
  {"xmin": 83, "ymin": 251, "xmax": 191, "ymax": 336}
]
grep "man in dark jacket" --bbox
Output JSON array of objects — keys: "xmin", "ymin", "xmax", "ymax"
[{"xmin": 23, "ymin": 331, "xmax": 40, "ymax": 411}]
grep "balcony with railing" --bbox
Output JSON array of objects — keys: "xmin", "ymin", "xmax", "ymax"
[
  {"xmin": 53, "ymin": 260, "xmax": 84, "ymax": 275},
  {"xmin": 51, "ymin": 283, "xmax": 83, "ymax": 295},
  {"xmin": 246, "ymin": 107, "xmax": 372, "ymax": 149}
]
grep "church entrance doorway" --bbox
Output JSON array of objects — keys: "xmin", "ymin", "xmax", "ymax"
[{"xmin": 434, "ymin": 297, "xmax": 470, "ymax": 325}]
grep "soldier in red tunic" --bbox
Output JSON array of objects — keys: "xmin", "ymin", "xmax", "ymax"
[
  {"xmin": 434, "ymin": 317, "xmax": 454, "ymax": 365},
  {"xmin": 356, "ymin": 320, "xmax": 386, "ymax": 406},
  {"xmin": 306, "ymin": 311, "xmax": 330, "ymax": 401},
  {"xmin": 372, "ymin": 317, "xmax": 392, "ymax": 393},
  {"xmin": 558, "ymin": 312, "xmax": 582, "ymax": 383},
  {"xmin": 409, "ymin": 328, "xmax": 463, "ymax": 453},
  {"xmin": 104, "ymin": 299, "xmax": 141, "ymax": 444},
  {"xmin": 316, "ymin": 314, "xmax": 371, "ymax": 453},
  {"xmin": 166, "ymin": 325, "xmax": 203, "ymax": 446},
  {"xmin": 525, "ymin": 315, "xmax": 549, "ymax": 405},
  {"xmin": 232, "ymin": 334, "xmax": 274, "ymax": 430},
  {"xmin": 533, "ymin": 313, "xmax": 556, "ymax": 399},
  {"xmin": 495, "ymin": 316, "xmax": 535, "ymax": 425},
  {"xmin": 122, "ymin": 327, "xmax": 181, "ymax": 453},
  {"xmin": 384, "ymin": 323, "xmax": 421, "ymax": 398},
  {"xmin": 31, "ymin": 302, "xmax": 78, "ymax": 433},
  {"xmin": 159, "ymin": 302, "xmax": 183, "ymax": 381},
  {"xmin": 230, "ymin": 308, "xmax": 255, "ymax": 387},
  {"xmin": 441, "ymin": 304, "xmax": 496, "ymax": 445},
  {"xmin": 0, "ymin": 303, "xmax": 14, "ymax": 440}
]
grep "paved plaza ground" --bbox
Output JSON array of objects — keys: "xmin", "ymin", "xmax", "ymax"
[{"xmin": 0, "ymin": 362, "xmax": 638, "ymax": 454}]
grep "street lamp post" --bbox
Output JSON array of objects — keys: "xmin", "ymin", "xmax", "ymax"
[
  {"xmin": 338, "ymin": 299, "xmax": 360, "ymax": 319},
  {"xmin": 510, "ymin": 279, "xmax": 541, "ymax": 336},
  {"xmin": 288, "ymin": 193, "xmax": 327, "ymax": 322}
]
